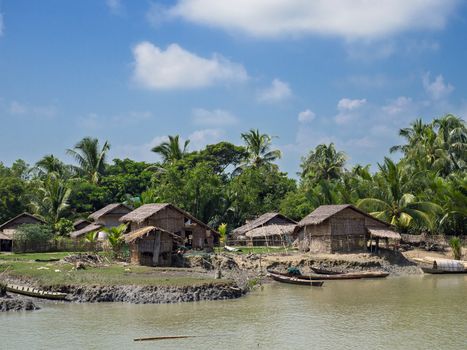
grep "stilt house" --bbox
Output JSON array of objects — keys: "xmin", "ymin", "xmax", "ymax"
[
  {"xmin": 296, "ymin": 204, "xmax": 400, "ymax": 253},
  {"xmin": 119, "ymin": 203, "xmax": 219, "ymax": 266}
]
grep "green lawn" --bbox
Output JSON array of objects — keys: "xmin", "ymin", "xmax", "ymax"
[{"xmin": 0, "ymin": 252, "xmax": 229, "ymax": 288}]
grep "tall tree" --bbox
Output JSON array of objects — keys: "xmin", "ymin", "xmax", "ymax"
[
  {"xmin": 300, "ymin": 143, "xmax": 346, "ymax": 184},
  {"xmin": 67, "ymin": 137, "xmax": 110, "ymax": 184},
  {"xmin": 151, "ymin": 135, "xmax": 189, "ymax": 164},
  {"xmin": 240, "ymin": 129, "xmax": 281, "ymax": 168}
]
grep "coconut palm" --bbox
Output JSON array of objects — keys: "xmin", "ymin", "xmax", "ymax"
[
  {"xmin": 104, "ymin": 224, "xmax": 127, "ymax": 258},
  {"xmin": 240, "ymin": 129, "xmax": 281, "ymax": 168},
  {"xmin": 31, "ymin": 173, "xmax": 71, "ymax": 225},
  {"xmin": 67, "ymin": 137, "xmax": 110, "ymax": 184},
  {"xmin": 357, "ymin": 158, "xmax": 441, "ymax": 231},
  {"xmin": 300, "ymin": 143, "xmax": 346, "ymax": 183},
  {"xmin": 433, "ymin": 114, "xmax": 467, "ymax": 173},
  {"xmin": 151, "ymin": 135, "xmax": 190, "ymax": 164}
]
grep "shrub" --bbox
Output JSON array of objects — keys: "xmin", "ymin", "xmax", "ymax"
[
  {"xmin": 54, "ymin": 218, "xmax": 74, "ymax": 236},
  {"xmin": 449, "ymin": 237, "xmax": 462, "ymax": 260},
  {"xmin": 13, "ymin": 224, "xmax": 54, "ymax": 247}
]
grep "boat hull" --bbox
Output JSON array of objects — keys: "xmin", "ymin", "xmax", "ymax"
[
  {"xmin": 6, "ymin": 284, "xmax": 67, "ymax": 300},
  {"xmin": 268, "ymin": 269, "xmax": 389, "ymax": 280},
  {"xmin": 268, "ymin": 272, "xmax": 324, "ymax": 286}
]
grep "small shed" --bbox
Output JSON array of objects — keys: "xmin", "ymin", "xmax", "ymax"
[
  {"xmin": 296, "ymin": 204, "xmax": 399, "ymax": 253},
  {"xmin": 120, "ymin": 203, "xmax": 219, "ymax": 251},
  {"xmin": 125, "ymin": 226, "xmax": 183, "ymax": 266},
  {"xmin": 70, "ymin": 203, "xmax": 132, "ymax": 239},
  {"xmin": 232, "ymin": 212, "xmax": 297, "ymax": 246},
  {"xmin": 0, "ymin": 213, "xmax": 46, "ymax": 252}
]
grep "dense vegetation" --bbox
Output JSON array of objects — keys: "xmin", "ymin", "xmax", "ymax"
[{"xmin": 0, "ymin": 114, "xmax": 465, "ymax": 236}]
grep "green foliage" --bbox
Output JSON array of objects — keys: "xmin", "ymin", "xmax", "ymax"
[
  {"xmin": 54, "ymin": 218, "xmax": 74, "ymax": 235},
  {"xmin": 104, "ymin": 224, "xmax": 127, "ymax": 258},
  {"xmin": 0, "ymin": 176, "xmax": 28, "ymax": 222},
  {"xmin": 13, "ymin": 224, "xmax": 54, "ymax": 246},
  {"xmin": 301, "ymin": 143, "xmax": 346, "ymax": 184},
  {"xmin": 449, "ymin": 237, "xmax": 462, "ymax": 260},
  {"xmin": 218, "ymin": 223, "xmax": 227, "ymax": 245},
  {"xmin": 239, "ymin": 129, "xmax": 281, "ymax": 169},
  {"xmin": 67, "ymin": 137, "xmax": 110, "ymax": 184},
  {"xmin": 151, "ymin": 135, "xmax": 189, "ymax": 164}
]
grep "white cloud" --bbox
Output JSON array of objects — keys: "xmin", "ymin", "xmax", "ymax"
[
  {"xmin": 78, "ymin": 110, "xmax": 153, "ymax": 129},
  {"xmin": 298, "ymin": 109, "xmax": 315, "ymax": 123},
  {"xmin": 422, "ymin": 72, "xmax": 454, "ymax": 100},
  {"xmin": 106, "ymin": 0, "xmax": 123, "ymax": 15},
  {"xmin": 192, "ymin": 108, "xmax": 237, "ymax": 126},
  {"xmin": 258, "ymin": 79, "xmax": 292, "ymax": 103},
  {"xmin": 188, "ymin": 129, "xmax": 224, "ymax": 149},
  {"xmin": 337, "ymin": 98, "xmax": 367, "ymax": 111},
  {"xmin": 132, "ymin": 42, "xmax": 248, "ymax": 90},
  {"xmin": 168, "ymin": 0, "xmax": 458, "ymax": 39},
  {"xmin": 8, "ymin": 101, "xmax": 57, "ymax": 118},
  {"xmin": 146, "ymin": 3, "xmax": 167, "ymax": 27},
  {"xmin": 382, "ymin": 96, "xmax": 413, "ymax": 115}
]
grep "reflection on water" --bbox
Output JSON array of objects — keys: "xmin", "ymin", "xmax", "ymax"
[{"xmin": 1, "ymin": 275, "xmax": 466, "ymax": 350}]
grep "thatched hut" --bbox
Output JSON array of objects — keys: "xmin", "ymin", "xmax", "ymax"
[
  {"xmin": 0, "ymin": 213, "xmax": 45, "ymax": 252},
  {"xmin": 296, "ymin": 204, "xmax": 400, "ymax": 253},
  {"xmin": 232, "ymin": 212, "xmax": 297, "ymax": 246},
  {"xmin": 124, "ymin": 226, "xmax": 183, "ymax": 266},
  {"xmin": 120, "ymin": 203, "xmax": 219, "ymax": 251},
  {"xmin": 70, "ymin": 203, "xmax": 132, "ymax": 239}
]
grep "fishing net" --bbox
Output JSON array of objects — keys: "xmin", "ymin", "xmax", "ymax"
[{"xmin": 287, "ymin": 267, "xmax": 302, "ymax": 276}]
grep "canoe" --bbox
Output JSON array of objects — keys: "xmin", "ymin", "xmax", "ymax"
[
  {"xmin": 310, "ymin": 267, "xmax": 343, "ymax": 275},
  {"xmin": 311, "ymin": 267, "xmax": 389, "ymax": 278},
  {"xmin": 6, "ymin": 284, "xmax": 67, "ymax": 300},
  {"xmin": 420, "ymin": 267, "xmax": 466, "ymax": 274},
  {"xmin": 268, "ymin": 269, "xmax": 389, "ymax": 280},
  {"xmin": 268, "ymin": 272, "xmax": 324, "ymax": 286}
]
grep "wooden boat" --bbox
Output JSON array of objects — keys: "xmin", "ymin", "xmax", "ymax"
[
  {"xmin": 268, "ymin": 271, "xmax": 324, "ymax": 286},
  {"xmin": 268, "ymin": 269, "xmax": 389, "ymax": 280},
  {"xmin": 310, "ymin": 267, "xmax": 389, "ymax": 278},
  {"xmin": 413, "ymin": 257, "xmax": 466, "ymax": 274},
  {"xmin": 6, "ymin": 284, "xmax": 67, "ymax": 300},
  {"xmin": 310, "ymin": 267, "xmax": 343, "ymax": 275}
]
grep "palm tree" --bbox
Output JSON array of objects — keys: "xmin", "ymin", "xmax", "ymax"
[
  {"xmin": 433, "ymin": 114, "xmax": 467, "ymax": 173},
  {"xmin": 357, "ymin": 158, "xmax": 441, "ymax": 231},
  {"xmin": 103, "ymin": 224, "xmax": 127, "ymax": 258},
  {"xmin": 151, "ymin": 135, "xmax": 189, "ymax": 164},
  {"xmin": 67, "ymin": 137, "xmax": 110, "ymax": 184},
  {"xmin": 32, "ymin": 173, "xmax": 71, "ymax": 225},
  {"xmin": 300, "ymin": 143, "xmax": 346, "ymax": 183},
  {"xmin": 240, "ymin": 129, "xmax": 281, "ymax": 168}
]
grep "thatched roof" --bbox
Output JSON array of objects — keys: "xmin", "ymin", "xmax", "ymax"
[
  {"xmin": 245, "ymin": 224, "xmax": 296, "ymax": 238},
  {"xmin": 70, "ymin": 223, "xmax": 103, "ymax": 238},
  {"xmin": 89, "ymin": 203, "xmax": 133, "ymax": 221},
  {"xmin": 124, "ymin": 226, "xmax": 183, "ymax": 244},
  {"xmin": 120, "ymin": 203, "xmax": 218, "ymax": 235},
  {"xmin": 298, "ymin": 204, "xmax": 389, "ymax": 227},
  {"xmin": 73, "ymin": 219, "xmax": 91, "ymax": 228},
  {"xmin": 0, "ymin": 231, "xmax": 12, "ymax": 240},
  {"xmin": 0, "ymin": 212, "xmax": 45, "ymax": 230},
  {"xmin": 368, "ymin": 228, "xmax": 401, "ymax": 240},
  {"xmin": 233, "ymin": 212, "xmax": 297, "ymax": 236}
]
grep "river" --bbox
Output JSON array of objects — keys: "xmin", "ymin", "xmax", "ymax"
[{"xmin": 1, "ymin": 275, "xmax": 466, "ymax": 349}]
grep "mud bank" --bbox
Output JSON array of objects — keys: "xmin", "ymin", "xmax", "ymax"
[
  {"xmin": 57, "ymin": 282, "xmax": 244, "ymax": 304},
  {"xmin": 0, "ymin": 295, "xmax": 39, "ymax": 312}
]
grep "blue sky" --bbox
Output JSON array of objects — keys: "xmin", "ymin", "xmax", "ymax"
[{"xmin": 0, "ymin": 0, "xmax": 466, "ymax": 176}]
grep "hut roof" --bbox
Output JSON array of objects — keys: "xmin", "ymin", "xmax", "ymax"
[
  {"xmin": 0, "ymin": 212, "xmax": 46, "ymax": 231},
  {"xmin": 73, "ymin": 219, "xmax": 91, "ymax": 228},
  {"xmin": 124, "ymin": 225, "xmax": 183, "ymax": 244},
  {"xmin": 298, "ymin": 204, "xmax": 389, "ymax": 227},
  {"xmin": 88, "ymin": 203, "xmax": 133, "ymax": 221},
  {"xmin": 70, "ymin": 223, "xmax": 103, "ymax": 239},
  {"xmin": 0, "ymin": 231, "xmax": 12, "ymax": 240},
  {"xmin": 368, "ymin": 228, "xmax": 401, "ymax": 240},
  {"xmin": 245, "ymin": 224, "xmax": 296, "ymax": 238},
  {"xmin": 233, "ymin": 212, "xmax": 297, "ymax": 236},
  {"xmin": 119, "ymin": 203, "xmax": 219, "ymax": 235}
]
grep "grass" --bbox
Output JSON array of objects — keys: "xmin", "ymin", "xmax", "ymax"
[{"xmin": 0, "ymin": 252, "xmax": 229, "ymax": 288}]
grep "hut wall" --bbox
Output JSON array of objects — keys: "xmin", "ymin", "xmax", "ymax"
[
  {"xmin": 328, "ymin": 208, "xmax": 366, "ymax": 252},
  {"xmin": 97, "ymin": 214, "xmax": 125, "ymax": 228},
  {"xmin": 364, "ymin": 216, "xmax": 388, "ymax": 229},
  {"xmin": 2, "ymin": 215, "xmax": 42, "ymax": 230},
  {"xmin": 130, "ymin": 231, "xmax": 173, "ymax": 267},
  {"xmin": 298, "ymin": 222, "xmax": 332, "ymax": 253}
]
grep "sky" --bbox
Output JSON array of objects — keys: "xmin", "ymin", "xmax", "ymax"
[{"xmin": 0, "ymin": 0, "xmax": 466, "ymax": 176}]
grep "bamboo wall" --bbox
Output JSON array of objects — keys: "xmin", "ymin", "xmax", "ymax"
[{"xmin": 130, "ymin": 231, "xmax": 174, "ymax": 266}]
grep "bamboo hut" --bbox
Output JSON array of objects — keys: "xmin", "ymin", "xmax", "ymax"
[
  {"xmin": 120, "ymin": 203, "xmax": 219, "ymax": 253},
  {"xmin": 296, "ymin": 204, "xmax": 400, "ymax": 253},
  {"xmin": 70, "ymin": 203, "xmax": 132, "ymax": 239},
  {"xmin": 124, "ymin": 226, "xmax": 184, "ymax": 266},
  {"xmin": 232, "ymin": 212, "xmax": 297, "ymax": 246},
  {"xmin": 0, "ymin": 213, "xmax": 46, "ymax": 252}
]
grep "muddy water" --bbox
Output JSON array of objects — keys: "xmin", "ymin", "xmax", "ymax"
[{"xmin": 1, "ymin": 275, "xmax": 466, "ymax": 350}]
